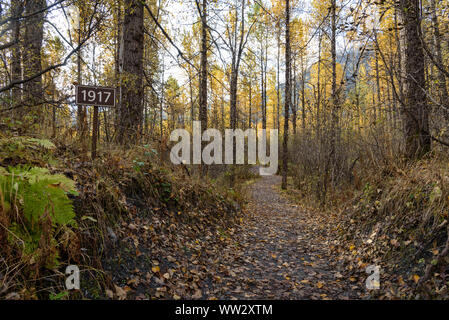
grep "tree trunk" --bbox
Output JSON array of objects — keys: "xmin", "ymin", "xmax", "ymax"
[
  {"xmin": 199, "ymin": 0, "xmax": 208, "ymax": 175},
  {"xmin": 276, "ymin": 31, "xmax": 281, "ymax": 130},
  {"xmin": 301, "ymin": 53, "xmax": 306, "ymax": 131},
  {"xmin": 248, "ymin": 83, "xmax": 252, "ymax": 128},
  {"xmin": 394, "ymin": 7, "xmax": 404, "ymax": 103},
  {"xmin": 260, "ymin": 43, "xmax": 267, "ymax": 130},
  {"xmin": 330, "ymin": 0, "xmax": 339, "ymax": 174},
  {"xmin": 228, "ymin": 0, "xmax": 247, "ymax": 186},
  {"xmin": 316, "ymin": 31, "xmax": 322, "ymax": 140},
  {"xmin": 118, "ymin": 0, "xmax": 144, "ymax": 145},
  {"xmin": 189, "ymin": 73, "xmax": 194, "ymax": 129},
  {"xmin": 292, "ymin": 60, "xmax": 297, "ymax": 135},
  {"xmin": 160, "ymin": 58, "xmax": 164, "ymax": 140},
  {"xmin": 281, "ymin": 0, "xmax": 291, "ymax": 190},
  {"xmin": 221, "ymin": 86, "xmax": 224, "ymax": 130},
  {"xmin": 399, "ymin": 0, "xmax": 431, "ymax": 158},
  {"xmin": 77, "ymin": 5, "xmax": 88, "ymax": 149},
  {"xmin": 230, "ymin": 70, "xmax": 238, "ymax": 130},
  {"xmin": 114, "ymin": 0, "xmax": 122, "ymax": 133},
  {"xmin": 10, "ymin": 0, "xmax": 23, "ymax": 117},
  {"xmin": 199, "ymin": 0, "xmax": 208, "ymax": 131},
  {"xmin": 375, "ymin": 28, "xmax": 382, "ymax": 125},
  {"xmin": 430, "ymin": 0, "xmax": 448, "ymax": 120},
  {"xmin": 22, "ymin": 0, "xmax": 45, "ymax": 124}
]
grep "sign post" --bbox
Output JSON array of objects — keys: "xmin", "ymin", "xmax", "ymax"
[
  {"xmin": 75, "ymin": 85, "xmax": 116, "ymax": 160},
  {"xmin": 91, "ymin": 106, "xmax": 99, "ymax": 159}
]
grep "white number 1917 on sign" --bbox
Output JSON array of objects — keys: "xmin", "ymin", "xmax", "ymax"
[{"xmin": 76, "ymin": 85, "xmax": 115, "ymax": 107}]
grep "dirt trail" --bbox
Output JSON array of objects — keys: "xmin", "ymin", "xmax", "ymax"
[
  {"xmin": 207, "ymin": 175, "xmax": 363, "ymax": 299},
  {"xmin": 103, "ymin": 174, "xmax": 364, "ymax": 300}
]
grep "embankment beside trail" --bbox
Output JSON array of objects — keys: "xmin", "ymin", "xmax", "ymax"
[{"xmin": 0, "ymin": 136, "xmax": 247, "ymax": 299}]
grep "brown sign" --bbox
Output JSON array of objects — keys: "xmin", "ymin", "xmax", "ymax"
[{"xmin": 76, "ymin": 85, "xmax": 115, "ymax": 107}]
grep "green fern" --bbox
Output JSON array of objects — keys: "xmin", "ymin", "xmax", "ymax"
[
  {"xmin": 0, "ymin": 165, "xmax": 78, "ymax": 267},
  {"xmin": 0, "ymin": 137, "xmax": 58, "ymax": 166},
  {"xmin": 0, "ymin": 137, "xmax": 56, "ymax": 150},
  {"xmin": 1, "ymin": 165, "xmax": 77, "ymax": 226},
  {"xmin": 23, "ymin": 167, "xmax": 78, "ymax": 196},
  {"xmin": 23, "ymin": 178, "xmax": 76, "ymax": 226},
  {"xmin": 26, "ymin": 138, "xmax": 56, "ymax": 149}
]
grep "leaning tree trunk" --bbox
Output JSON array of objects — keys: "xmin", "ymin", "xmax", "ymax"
[
  {"xmin": 22, "ymin": 0, "xmax": 45, "ymax": 126},
  {"xmin": 118, "ymin": 0, "xmax": 144, "ymax": 145},
  {"xmin": 399, "ymin": 0, "xmax": 431, "ymax": 159},
  {"xmin": 281, "ymin": 0, "xmax": 291, "ymax": 190}
]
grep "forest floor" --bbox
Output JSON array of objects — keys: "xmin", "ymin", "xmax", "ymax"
[
  {"xmin": 102, "ymin": 174, "xmax": 366, "ymax": 300},
  {"xmin": 204, "ymin": 175, "xmax": 364, "ymax": 299}
]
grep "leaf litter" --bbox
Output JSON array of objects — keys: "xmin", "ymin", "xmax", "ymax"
[{"xmin": 101, "ymin": 174, "xmax": 364, "ymax": 300}]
